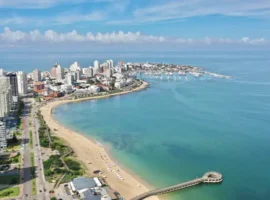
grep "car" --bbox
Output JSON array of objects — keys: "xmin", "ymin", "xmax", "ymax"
[
  {"xmin": 24, "ymin": 194, "xmax": 28, "ymax": 197},
  {"xmin": 36, "ymin": 144, "xmax": 38, "ymax": 146},
  {"xmin": 39, "ymin": 190, "xmax": 42, "ymax": 192}
]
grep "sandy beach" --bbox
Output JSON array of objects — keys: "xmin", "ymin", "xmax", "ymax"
[{"xmin": 40, "ymin": 82, "xmax": 160, "ymax": 200}]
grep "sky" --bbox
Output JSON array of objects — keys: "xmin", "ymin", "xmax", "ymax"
[{"xmin": 0, "ymin": 0, "xmax": 269, "ymax": 51}]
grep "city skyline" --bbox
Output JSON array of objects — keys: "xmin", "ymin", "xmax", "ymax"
[{"xmin": 0, "ymin": 0, "xmax": 269, "ymax": 50}]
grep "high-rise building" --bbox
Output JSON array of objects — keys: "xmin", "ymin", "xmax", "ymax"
[
  {"xmin": 0, "ymin": 121, "xmax": 7, "ymax": 149},
  {"xmin": 105, "ymin": 68, "xmax": 113, "ymax": 78},
  {"xmin": 93, "ymin": 60, "xmax": 100, "ymax": 70},
  {"xmin": 82, "ymin": 68, "xmax": 93, "ymax": 78},
  {"xmin": 56, "ymin": 64, "xmax": 64, "ymax": 80},
  {"xmin": 51, "ymin": 65, "xmax": 57, "ymax": 79},
  {"xmin": 33, "ymin": 69, "xmax": 41, "ymax": 82},
  {"xmin": 17, "ymin": 71, "xmax": 28, "ymax": 95},
  {"xmin": 89, "ymin": 67, "xmax": 93, "ymax": 78},
  {"xmin": 70, "ymin": 62, "xmax": 81, "ymax": 72},
  {"xmin": 0, "ymin": 69, "xmax": 6, "ymax": 76},
  {"xmin": 74, "ymin": 70, "xmax": 82, "ymax": 81},
  {"xmin": 65, "ymin": 73, "xmax": 74, "ymax": 85},
  {"xmin": 6, "ymin": 73, "xmax": 18, "ymax": 98},
  {"xmin": 108, "ymin": 59, "xmax": 114, "ymax": 69},
  {"xmin": 0, "ymin": 76, "xmax": 11, "ymax": 118}
]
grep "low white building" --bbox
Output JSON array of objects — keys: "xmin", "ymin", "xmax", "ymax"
[
  {"xmin": 61, "ymin": 85, "xmax": 74, "ymax": 94},
  {"xmin": 89, "ymin": 85, "xmax": 100, "ymax": 93},
  {"xmin": 114, "ymin": 80, "xmax": 126, "ymax": 89}
]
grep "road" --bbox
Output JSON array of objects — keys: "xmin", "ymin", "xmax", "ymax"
[
  {"xmin": 21, "ymin": 98, "xmax": 33, "ymax": 200},
  {"xmin": 31, "ymin": 99, "xmax": 50, "ymax": 200},
  {"xmin": 20, "ymin": 98, "xmax": 49, "ymax": 200}
]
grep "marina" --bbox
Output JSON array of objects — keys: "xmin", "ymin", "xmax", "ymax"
[{"xmin": 125, "ymin": 62, "xmax": 231, "ymax": 81}]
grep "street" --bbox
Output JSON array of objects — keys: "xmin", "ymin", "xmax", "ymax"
[{"xmin": 20, "ymin": 98, "xmax": 49, "ymax": 200}]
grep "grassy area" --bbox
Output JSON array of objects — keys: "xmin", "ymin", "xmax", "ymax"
[
  {"xmin": 51, "ymin": 136, "xmax": 69, "ymax": 155},
  {"xmin": 60, "ymin": 173, "xmax": 78, "ymax": 184},
  {"xmin": 0, "ymin": 175, "xmax": 20, "ymax": 185},
  {"xmin": 32, "ymin": 179, "xmax": 37, "ymax": 195},
  {"xmin": 29, "ymin": 130, "xmax": 33, "ymax": 149},
  {"xmin": 10, "ymin": 153, "xmax": 21, "ymax": 164},
  {"xmin": 30, "ymin": 152, "xmax": 36, "ymax": 177},
  {"xmin": 39, "ymin": 126, "xmax": 50, "ymax": 148},
  {"xmin": 0, "ymin": 187, "xmax": 20, "ymax": 198},
  {"xmin": 30, "ymin": 152, "xmax": 37, "ymax": 195},
  {"xmin": 43, "ymin": 155, "xmax": 66, "ymax": 182},
  {"xmin": 15, "ymin": 131, "xmax": 22, "ymax": 136},
  {"xmin": 5, "ymin": 135, "xmax": 21, "ymax": 151},
  {"xmin": 37, "ymin": 112, "xmax": 84, "ymax": 184},
  {"xmin": 0, "ymin": 152, "xmax": 21, "ymax": 165},
  {"xmin": 64, "ymin": 157, "xmax": 83, "ymax": 175},
  {"xmin": 35, "ymin": 96, "xmax": 41, "ymax": 103}
]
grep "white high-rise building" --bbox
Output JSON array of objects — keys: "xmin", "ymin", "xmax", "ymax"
[
  {"xmin": 55, "ymin": 64, "xmax": 64, "ymax": 80},
  {"xmin": 105, "ymin": 68, "xmax": 113, "ymax": 78},
  {"xmin": 108, "ymin": 59, "xmax": 114, "ymax": 69},
  {"xmin": 65, "ymin": 73, "xmax": 74, "ymax": 85},
  {"xmin": 0, "ymin": 121, "xmax": 7, "ymax": 149},
  {"xmin": 0, "ymin": 76, "xmax": 11, "ymax": 118},
  {"xmin": 0, "ymin": 69, "xmax": 6, "ymax": 76},
  {"xmin": 33, "ymin": 69, "xmax": 41, "ymax": 82},
  {"xmin": 93, "ymin": 60, "xmax": 100, "ymax": 70},
  {"xmin": 70, "ymin": 62, "xmax": 81, "ymax": 72},
  {"xmin": 17, "ymin": 71, "xmax": 28, "ymax": 95},
  {"xmin": 82, "ymin": 68, "xmax": 93, "ymax": 78}
]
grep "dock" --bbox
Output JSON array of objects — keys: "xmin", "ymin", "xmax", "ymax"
[{"xmin": 130, "ymin": 171, "xmax": 222, "ymax": 200}]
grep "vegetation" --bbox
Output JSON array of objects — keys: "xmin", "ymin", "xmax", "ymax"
[
  {"xmin": 32, "ymin": 179, "xmax": 37, "ymax": 195},
  {"xmin": 64, "ymin": 157, "xmax": 83, "ymax": 173},
  {"xmin": 51, "ymin": 136, "xmax": 69, "ymax": 155},
  {"xmin": 43, "ymin": 155, "xmax": 66, "ymax": 182},
  {"xmin": 16, "ymin": 100, "xmax": 25, "ymax": 129},
  {"xmin": 50, "ymin": 197, "xmax": 57, "ymax": 200},
  {"xmin": 0, "ymin": 152, "xmax": 21, "ymax": 165},
  {"xmin": 37, "ymin": 112, "xmax": 84, "ymax": 184},
  {"xmin": 0, "ymin": 175, "xmax": 20, "ymax": 185},
  {"xmin": 5, "ymin": 134, "xmax": 21, "ymax": 151},
  {"xmin": 29, "ymin": 130, "xmax": 33, "ymax": 149},
  {"xmin": 30, "ymin": 151, "xmax": 37, "ymax": 195},
  {"xmin": 35, "ymin": 96, "xmax": 41, "ymax": 102},
  {"xmin": 15, "ymin": 131, "xmax": 22, "ymax": 136},
  {"xmin": 0, "ymin": 187, "xmax": 20, "ymax": 198},
  {"xmin": 30, "ymin": 152, "xmax": 35, "ymax": 178},
  {"xmin": 37, "ymin": 111, "xmax": 51, "ymax": 148},
  {"xmin": 10, "ymin": 152, "xmax": 21, "ymax": 164}
]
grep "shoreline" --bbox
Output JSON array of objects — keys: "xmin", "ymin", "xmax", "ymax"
[{"xmin": 40, "ymin": 81, "xmax": 160, "ymax": 200}]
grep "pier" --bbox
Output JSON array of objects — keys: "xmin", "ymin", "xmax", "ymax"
[{"xmin": 130, "ymin": 172, "xmax": 222, "ymax": 200}]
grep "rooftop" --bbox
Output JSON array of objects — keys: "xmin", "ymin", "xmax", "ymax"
[{"xmin": 70, "ymin": 177, "xmax": 97, "ymax": 191}]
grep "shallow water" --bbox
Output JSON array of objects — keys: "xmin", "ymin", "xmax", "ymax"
[{"xmin": 19, "ymin": 51, "xmax": 270, "ymax": 200}]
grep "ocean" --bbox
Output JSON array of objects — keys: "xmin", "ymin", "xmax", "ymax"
[{"xmin": 3, "ymin": 51, "xmax": 270, "ymax": 200}]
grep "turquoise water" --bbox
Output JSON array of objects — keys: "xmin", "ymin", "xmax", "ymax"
[{"xmin": 52, "ymin": 52, "xmax": 270, "ymax": 200}]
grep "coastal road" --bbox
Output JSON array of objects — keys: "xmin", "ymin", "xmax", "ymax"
[
  {"xmin": 31, "ymin": 100, "xmax": 50, "ymax": 200},
  {"xmin": 21, "ymin": 99, "xmax": 33, "ymax": 200}
]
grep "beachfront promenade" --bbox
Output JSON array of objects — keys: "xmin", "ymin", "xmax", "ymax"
[{"xmin": 130, "ymin": 172, "xmax": 222, "ymax": 200}]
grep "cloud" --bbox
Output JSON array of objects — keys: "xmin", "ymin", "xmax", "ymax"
[
  {"xmin": 110, "ymin": 0, "xmax": 270, "ymax": 24},
  {"xmin": 0, "ymin": 0, "xmax": 117, "ymax": 9},
  {"xmin": 0, "ymin": 11, "xmax": 106, "ymax": 26},
  {"xmin": 0, "ymin": 27, "xmax": 268, "ymax": 47}
]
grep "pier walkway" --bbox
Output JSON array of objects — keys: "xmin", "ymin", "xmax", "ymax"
[{"xmin": 130, "ymin": 172, "xmax": 222, "ymax": 200}]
